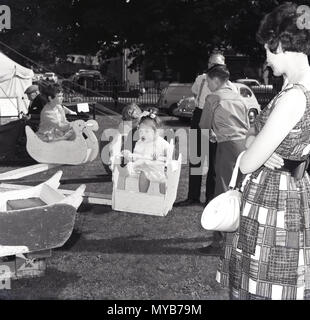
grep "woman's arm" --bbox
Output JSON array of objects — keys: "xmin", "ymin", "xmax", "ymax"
[
  {"xmin": 240, "ymin": 88, "xmax": 306, "ymax": 174},
  {"xmin": 245, "ymin": 119, "xmax": 284, "ymax": 169},
  {"xmin": 245, "ymin": 126, "xmax": 257, "ymax": 149}
]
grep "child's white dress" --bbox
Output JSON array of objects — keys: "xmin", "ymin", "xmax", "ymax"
[{"xmin": 130, "ymin": 136, "xmax": 171, "ymax": 183}]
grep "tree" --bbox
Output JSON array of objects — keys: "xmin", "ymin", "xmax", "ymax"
[
  {"xmin": 1, "ymin": 0, "xmax": 305, "ymax": 80},
  {"xmin": 0, "ymin": 0, "xmax": 78, "ymax": 66}
]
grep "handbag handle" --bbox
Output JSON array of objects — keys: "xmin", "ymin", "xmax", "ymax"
[{"xmin": 229, "ymin": 151, "xmax": 245, "ymax": 189}]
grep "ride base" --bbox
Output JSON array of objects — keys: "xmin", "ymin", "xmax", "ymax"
[{"xmin": 0, "ymin": 250, "xmax": 51, "ymax": 280}]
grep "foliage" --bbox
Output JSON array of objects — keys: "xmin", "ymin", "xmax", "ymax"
[{"xmin": 1, "ymin": 0, "xmax": 305, "ymax": 78}]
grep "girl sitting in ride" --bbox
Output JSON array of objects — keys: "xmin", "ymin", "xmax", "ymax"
[
  {"xmin": 121, "ymin": 111, "xmax": 171, "ymax": 194},
  {"xmin": 36, "ymin": 83, "xmax": 75, "ymax": 142},
  {"xmin": 108, "ymin": 103, "xmax": 142, "ymax": 171}
]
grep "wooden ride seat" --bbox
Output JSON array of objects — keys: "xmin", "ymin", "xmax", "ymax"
[
  {"xmin": 7, "ymin": 198, "xmax": 46, "ymax": 211},
  {"xmin": 112, "ymin": 140, "xmax": 182, "ymax": 216},
  {"xmin": 115, "ymin": 166, "xmax": 165, "ymax": 195},
  {"xmin": 0, "ymin": 171, "xmax": 86, "ymax": 259},
  {"xmin": 0, "ymin": 182, "xmax": 65, "ymax": 212},
  {"xmin": 25, "ymin": 119, "xmax": 99, "ymax": 165}
]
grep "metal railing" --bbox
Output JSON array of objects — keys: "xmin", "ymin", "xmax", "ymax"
[
  {"xmin": 62, "ymin": 80, "xmax": 161, "ymax": 107},
  {"xmin": 61, "ymin": 79, "xmax": 282, "ymax": 112},
  {"xmin": 250, "ymin": 85, "xmax": 282, "ymax": 109}
]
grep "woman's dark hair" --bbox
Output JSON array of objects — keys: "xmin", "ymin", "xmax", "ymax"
[
  {"xmin": 39, "ymin": 82, "xmax": 63, "ymax": 100},
  {"xmin": 257, "ymin": 2, "xmax": 310, "ymax": 55},
  {"xmin": 207, "ymin": 64, "xmax": 230, "ymax": 82},
  {"xmin": 138, "ymin": 112, "xmax": 161, "ymax": 131}
]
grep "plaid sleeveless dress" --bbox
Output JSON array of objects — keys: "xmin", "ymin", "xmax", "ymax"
[{"xmin": 216, "ymin": 84, "xmax": 310, "ymax": 300}]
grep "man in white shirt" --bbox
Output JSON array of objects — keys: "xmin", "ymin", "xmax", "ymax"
[{"xmin": 175, "ymin": 53, "xmax": 229, "ymax": 207}]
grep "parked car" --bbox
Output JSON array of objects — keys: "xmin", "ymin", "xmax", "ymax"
[
  {"xmin": 236, "ymin": 78, "xmax": 273, "ymax": 89},
  {"xmin": 72, "ymin": 70, "xmax": 103, "ymax": 91},
  {"xmin": 173, "ymin": 96, "xmax": 196, "ymax": 121},
  {"xmin": 236, "ymin": 78, "xmax": 276, "ymax": 108},
  {"xmin": 43, "ymin": 72, "xmax": 58, "ymax": 83},
  {"xmin": 77, "ymin": 70, "xmax": 101, "ymax": 77},
  {"xmin": 157, "ymin": 83, "xmax": 193, "ymax": 115},
  {"xmin": 32, "ymin": 73, "xmax": 44, "ymax": 83},
  {"xmin": 78, "ymin": 69, "xmax": 88, "ymax": 74},
  {"xmin": 72, "ymin": 70, "xmax": 102, "ymax": 82},
  {"xmin": 173, "ymin": 82, "xmax": 261, "ymax": 124}
]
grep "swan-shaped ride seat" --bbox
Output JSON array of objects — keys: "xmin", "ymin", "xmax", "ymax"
[{"xmin": 25, "ymin": 120, "xmax": 99, "ymax": 165}]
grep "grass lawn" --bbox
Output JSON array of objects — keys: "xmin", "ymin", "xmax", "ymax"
[{"xmin": 0, "ymin": 114, "xmax": 229, "ymax": 300}]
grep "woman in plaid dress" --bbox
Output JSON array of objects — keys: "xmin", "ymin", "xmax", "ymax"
[{"xmin": 216, "ymin": 2, "xmax": 310, "ymax": 300}]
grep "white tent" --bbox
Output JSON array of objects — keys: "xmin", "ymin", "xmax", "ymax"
[{"xmin": 0, "ymin": 52, "xmax": 34, "ymax": 116}]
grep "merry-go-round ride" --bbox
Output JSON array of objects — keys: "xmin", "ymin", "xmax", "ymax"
[
  {"xmin": 0, "ymin": 51, "xmax": 109, "ymax": 280},
  {"xmin": 25, "ymin": 119, "xmax": 99, "ymax": 165},
  {"xmin": 0, "ymin": 111, "xmax": 101, "ymax": 279},
  {"xmin": 0, "ymin": 104, "xmax": 183, "ymax": 281},
  {"xmin": 111, "ymin": 139, "xmax": 182, "ymax": 216}
]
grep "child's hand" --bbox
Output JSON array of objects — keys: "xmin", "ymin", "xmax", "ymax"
[
  {"xmin": 126, "ymin": 161, "xmax": 135, "ymax": 175},
  {"xmin": 134, "ymin": 158, "xmax": 146, "ymax": 166},
  {"xmin": 122, "ymin": 150, "xmax": 133, "ymax": 160}
]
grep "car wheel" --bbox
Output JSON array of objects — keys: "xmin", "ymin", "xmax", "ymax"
[{"xmin": 168, "ymin": 103, "xmax": 178, "ymax": 116}]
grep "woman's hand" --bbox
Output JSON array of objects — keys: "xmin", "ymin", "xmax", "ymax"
[{"xmin": 263, "ymin": 152, "xmax": 284, "ymax": 170}]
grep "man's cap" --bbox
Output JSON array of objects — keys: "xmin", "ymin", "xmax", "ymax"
[{"xmin": 25, "ymin": 85, "xmax": 39, "ymax": 94}]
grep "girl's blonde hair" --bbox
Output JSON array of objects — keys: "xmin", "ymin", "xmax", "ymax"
[{"xmin": 122, "ymin": 103, "xmax": 142, "ymax": 121}]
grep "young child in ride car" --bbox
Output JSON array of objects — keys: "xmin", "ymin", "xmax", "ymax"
[
  {"xmin": 122, "ymin": 111, "xmax": 171, "ymax": 194},
  {"xmin": 36, "ymin": 83, "xmax": 75, "ymax": 142},
  {"xmin": 107, "ymin": 103, "xmax": 142, "ymax": 171}
]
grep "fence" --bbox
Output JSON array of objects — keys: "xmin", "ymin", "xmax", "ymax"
[
  {"xmin": 61, "ymin": 78, "xmax": 282, "ymax": 112},
  {"xmin": 62, "ymin": 80, "xmax": 161, "ymax": 107},
  {"xmin": 251, "ymin": 85, "xmax": 282, "ymax": 109}
]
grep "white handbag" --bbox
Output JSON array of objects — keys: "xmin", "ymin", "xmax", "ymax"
[{"xmin": 201, "ymin": 151, "xmax": 245, "ymax": 232}]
